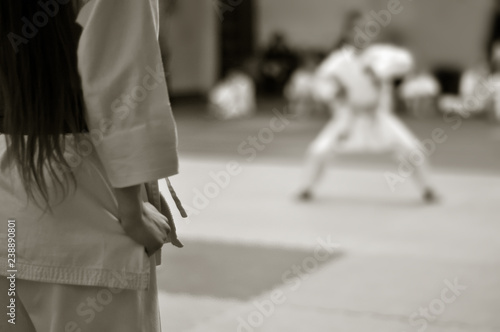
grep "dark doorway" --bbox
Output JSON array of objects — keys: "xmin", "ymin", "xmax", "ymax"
[
  {"xmin": 487, "ymin": 1, "xmax": 500, "ymax": 60},
  {"xmin": 217, "ymin": 0, "xmax": 255, "ymax": 78}
]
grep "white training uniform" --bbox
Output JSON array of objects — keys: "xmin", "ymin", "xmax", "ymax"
[
  {"xmin": 0, "ymin": 1, "xmax": 178, "ymax": 331},
  {"xmin": 301, "ymin": 44, "xmax": 428, "ymax": 192}
]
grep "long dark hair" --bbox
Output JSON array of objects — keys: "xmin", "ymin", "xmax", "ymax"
[{"xmin": 0, "ymin": 0, "xmax": 88, "ymax": 207}]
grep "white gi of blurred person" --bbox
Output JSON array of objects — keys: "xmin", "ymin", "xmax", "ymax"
[
  {"xmin": 298, "ymin": 12, "xmax": 438, "ymax": 202},
  {"xmin": 209, "ymin": 68, "xmax": 256, "ymax": 120}
]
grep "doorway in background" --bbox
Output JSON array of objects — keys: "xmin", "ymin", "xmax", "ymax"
[{"xmin": 218, "ymin": 0, "xmax": 256, "ymax": 78}]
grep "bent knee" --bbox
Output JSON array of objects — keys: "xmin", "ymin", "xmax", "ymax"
[
  {"xmin": 307, "ymin": 141, "xmax": 334, "ymax": 159},
  {"xmin": 393, "ymin": 144, "xmax": 429, "ymax": 166}
]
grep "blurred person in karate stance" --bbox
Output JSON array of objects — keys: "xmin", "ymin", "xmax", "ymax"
[{"xmin": 298, "ymin": 12, "xmax": 438, "ymax": 202}]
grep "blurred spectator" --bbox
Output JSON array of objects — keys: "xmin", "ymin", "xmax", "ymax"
[
  {"xmin": 434, "ymin": 67, "xmax": 462, "ymax": 96},
  {"xmin": 259, "ymin": 33, "xmax": 298, "ymax": 95},
  {"xmin": 486, "ymin": 0, "xmax": 500, "ymax": 66},
  {"xmin": 284, "ymin": 52, "xmax": 325, "ymax": 118},
  {"xmin": 460, "ymin": 62, "xmax": 490, "ymax": 98},
  {"xmin": 490, "ymin": 40, "xmax": 500, "ymax": 73},
  {"xmin": 488, "ymin": 50, "xmax": 500, "ymax": 123},
  {"xmin": 400, "ymin": 72, "xmax": 441, "ymax": 118},
  {"xmin": 460, "ymin": 61, "xmax": 491, "ymax": 116},
  {"xmin": 438, "ymin": 49, "xmax": 500, "ymax": 122},
  {"xmin": 486, "ymin": 42, "xmax": 500, "ymax": 122},
  {"xmin": 209, "ymin": 70, "xmax": 256, "ymax": 120}
]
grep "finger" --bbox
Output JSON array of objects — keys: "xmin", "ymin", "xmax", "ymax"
[
  {"xmin": 144, "ymin": 204, "xmax": 169, "ymax": 229},
  {"xmin": 153, "ymin": 216, "xmax": 169, "ymax": 235},
  {"xmin": 143, "ymin": 202, "xmax": 162, "ymax": 218},
  {"xmin": 157, "ymin": 215, "xmax": 170, "ymax": 233},
  {"xmin": 163, "ymin": 222, "xmax": 171, "ymax": 235},
  {"xmin": 142, "ymin": 202, "xmax": 155, "ymax": 211},
  {"xmin": 156, "ymin": 214, "xmax": 171, "ymax": 232},
  {"xmin": 163, "ymin": 232, "xmax": 171, "ymax": 244}
]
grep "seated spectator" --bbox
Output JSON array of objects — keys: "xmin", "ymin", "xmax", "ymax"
[
  {"xmin": 260, "ymin": 33, "xmax": 298, "ymax": 95},
  {"xmin": 284, "ymin": 52, "xmax": 324, "ymax": 118},
  {"xmin": 209, "ymin": 70, "xmax": 256, "ymax": 120},
  {"xmin": 400, "ymin": 72, "xmax": 441, "ymax": 118}
]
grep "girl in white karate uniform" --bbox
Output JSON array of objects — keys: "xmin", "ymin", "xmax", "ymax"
[
  {"xmin": 0, "ymin": 1, "xmax": 183, "ymax": 331},
  {"xmin": 298, "ymin": 15, "xmax": 437, "ymax": 202}
]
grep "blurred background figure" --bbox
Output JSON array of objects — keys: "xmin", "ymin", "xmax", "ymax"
[
  {"xmin": 297, "ymin": 12, "xmax": 437, "ymax": 202},
  {"xmin": 284, "ymin": 52, "xmax": 325, "ymax": 118},
  {"xmin": 209, "ymin": 68, "xmax": 256, "ymax": 120},
  {"xmin": 259, "ymin": 33, "xmax": 299, "ymax": 95},
  {"xmin": 488, "ymin": 41, "xmax": 500, "ymax": 122},
  {"xmin": 438, "ymin": 49, "xmax": 500, "ymax": 121},
  {"xmin": 399, "ymin": 72, "xmax": 441, "ymax": 118}
]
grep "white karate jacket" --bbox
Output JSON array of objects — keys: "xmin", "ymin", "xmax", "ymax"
[{"xmin": 0, "ymin": 0, "xmax": 179, "ymax": 291}]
